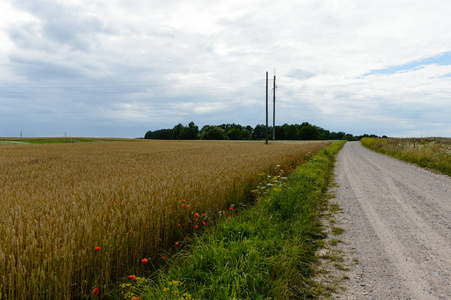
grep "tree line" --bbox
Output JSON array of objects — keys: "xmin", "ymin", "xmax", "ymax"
[{"xmin": 144, "ymin": 122, "xmax": 383, "ymax": 141}]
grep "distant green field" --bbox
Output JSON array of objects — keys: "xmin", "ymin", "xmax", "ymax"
[
  {"xmin": 0, "ymin": 138, "xmax": 134, "ymax": 144},
  {"xmin": 0, "ymin": 140, "xmax": 30, "ymax": 145}
]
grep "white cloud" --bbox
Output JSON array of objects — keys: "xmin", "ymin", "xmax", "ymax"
[{"xmin": 0, "ymin": 0, "xmax": 450, "ymax": 137}]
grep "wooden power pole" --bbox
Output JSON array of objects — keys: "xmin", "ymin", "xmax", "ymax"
[
  {"xmin": 273, "ymin": 71, "xmax": 276, "ymax": 141},
  {"xmin": 266, "ymin": 71, "xmax": 268, "ymax": 145}
]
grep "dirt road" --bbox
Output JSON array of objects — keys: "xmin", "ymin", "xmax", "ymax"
[{"xmin": 332, "ymin": 141, "xmax": 451, "ymax": 299}]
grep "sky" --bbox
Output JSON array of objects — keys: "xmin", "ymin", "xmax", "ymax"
[{"xmin": 1, "ymin": 0, "xmax": 450, "ymax": 138}]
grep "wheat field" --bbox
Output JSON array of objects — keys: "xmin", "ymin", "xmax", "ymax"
[{"xmin": 0, "ymin": 139, "xmax": 328, "ymax": 299}]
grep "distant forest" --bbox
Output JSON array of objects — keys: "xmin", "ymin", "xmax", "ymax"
[{"xmin": 144, "ymin": 122, "xmax": 384, "ymax": 141}]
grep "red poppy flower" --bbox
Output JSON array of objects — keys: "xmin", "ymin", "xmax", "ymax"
[
  {"xmin": 128, "ymin": 275, "xmax": 136, "ymax": 280},
  {"xmin": 142, "ymin": 258, "xmax": 148, "ymax": 264},
  {"xmin": 162, "ymin": 255, "xmax": 167, "ymax": 259},
  {"xmin": 129, "ymin": 230, "xmax": 134, "ymax": 233},
  {"xmin": 194, "ymin": 213, "xmax": 200, "ymax": 218},
  {"xmin": 202, "ymin": 221, "xmax": 206, "ymax": 226},
  {"xmin": 229, "ymin": 207, "xmax": 233, "ymax": 211},
  {"xmin": 95, "ymin": 247, "xmax": 101, "ymax": 251},
  {"xmin": 92, "ymin": 288, "xmax": 99, "ymax": 295},
  {"xmin": 178, "ymin": 224, "xmax": 181, "ymax": 227},
  {"xmin": 182, "ymin": 204, "xmax": 186, "ymax": 208},
  {"xmin": 195, "ymin": 225, "xmax": 199, "ymax": 229},
  {"xmin": 175, "ymin": 242, "xmax": 179, "ymax": 246},
  {"xmin": 182, "ymin": 200, "xmax": 186, "ymax": 203}
]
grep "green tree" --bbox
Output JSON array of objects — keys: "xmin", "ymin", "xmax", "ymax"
[
  {"xmin": 219, "ymin": 123, "xmax": 243, "ymax": 132},
  {"xmin": 318, "ymin": 129, "xmax": 331, "ymax": 140},
  {"xmin": 172, "ymin": 123, "xmax": 184, "ymax": 140},
  {"xmin": 180, "ymin": 121, "xmax": 199, "ymax": 140},
  {"xmin": 252, "ymin": 124, "xmax": 266, "ymax": 140},
  {"xmin": 227, "ymin": 128, "xmax": 241, "ymax": 140},
  {"xmin": 299, "ymin": 124, "xmax": 320, "ymax": 140},
  {"xmin": 240, "ymin": 129, "xmax": 251, "ymax": 140},
  {"xmin": 285, "ymin": 125, "xmax": 299, "ymax": 140},
  {"xmin": 145, "ymin": 129, "xmax": 173, "ymax": 139},
  {"xmin": 274, "ymin": 125, "xmax": 287, "ymax": 140},
  {"xmin": 245, "ymin": 125, "xmax": 253, "ymax": 137},
  {"xmin": 200, "ymin": 126, "xmax": 229, "ymax": 140},
  {"xmin": 335, "ymin": 131, "xmax": 346, "ymax": 140},
  {"xmin": 343, "ymin": 134, "xmax": 358, "ymax": 141}
]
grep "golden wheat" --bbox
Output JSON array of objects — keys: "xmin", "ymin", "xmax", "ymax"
[{"xmin": 0, "ymin": 140, "xmax": 328, "ymax": 299}]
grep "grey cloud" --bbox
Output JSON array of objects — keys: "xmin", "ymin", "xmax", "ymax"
[
  {"xmin": 286, "ymin": 68, "xmax": 316, "ymax": 80},
  {"xmin": 7, "ymin": 22, "xmax": 41, "ymax": 49},
  {"xmin": 2, "ymin": 0, "xmax": 451, "ymax": 138},
  {"xmin": 9, "ymin": 56, "xmax": 84, "ymax": 80},
  {"xmin": 10, "ymin": 0, "xmax": 113, "ymax": 52}
]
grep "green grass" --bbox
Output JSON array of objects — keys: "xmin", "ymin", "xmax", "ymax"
[
  {"xmin": 122, "ymin": 141, "xmax": 346, "ymax": 300},
  {"xmin": 0, "ymin": 138, "xmax": 131, "ymax": 144},
  {"xmin": 26, "ymin": 138, "xmax": 91, "ymax": 144},
  {"xmin": 332, "ymin": 227, "xmax": 344, "ymax": 236},
  {"xmin": 0, "ymin": 140, "xmax": 30, "ymax": 145},
  {"xmin": 361, "ymin": 137, "xmax": 451, "ymax": 176}
]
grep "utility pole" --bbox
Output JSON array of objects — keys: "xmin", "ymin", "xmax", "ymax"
[
  {"xmin": 273, "ymin": 70, "xmax": 276, "ymax": 141},
  {"xmin": 265, "ymin": 71, "xmax": 268, "ymax": 145}
]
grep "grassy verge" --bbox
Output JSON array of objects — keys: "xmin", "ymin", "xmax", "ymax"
[
  {"xmin": 120, "ymin": 141, "xmax": 346, "ymax": 300},
  {"xmin": 361, "ymin": 137, "xmax": 451, "ymax": 176}
]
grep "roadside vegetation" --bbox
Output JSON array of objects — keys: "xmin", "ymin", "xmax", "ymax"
[
  {"xmin": 0, "ymin": 140, "xmax": 329, "ymax": 299},
  {"xmin": 120, "ymin": 141, "xmax": 346, "ymax": 299},
  {"xmin": 361, "ymin": 137, "xmax": 451, "ymax": 176}
]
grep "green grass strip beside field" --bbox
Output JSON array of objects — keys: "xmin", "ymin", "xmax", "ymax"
[
  {"xmin": 0, "ymin": 138, "xmax": 132, "ymax": 144},
  {"xmin": 120, "ymin": 141, "xmax": 345, "ymax": 300}
]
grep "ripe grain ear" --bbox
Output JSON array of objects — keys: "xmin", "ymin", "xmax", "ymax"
[{"xmin": 0, "ymin": 140, "xmax": 327, "ymax": 298}]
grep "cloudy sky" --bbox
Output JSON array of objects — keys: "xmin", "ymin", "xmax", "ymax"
[{"xmin": 1, "ymin": 0, "xmax": 450, "ymax": 138}]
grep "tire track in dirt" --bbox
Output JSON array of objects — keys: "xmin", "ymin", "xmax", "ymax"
[{"xmin": 331, "ymin": 141, "xmax": 451, "ymax": 299}]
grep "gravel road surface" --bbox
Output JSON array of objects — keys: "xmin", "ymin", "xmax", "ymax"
[{"xmin": 332, "ymin": 141, "xmax": 451, "ymax": 299}]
